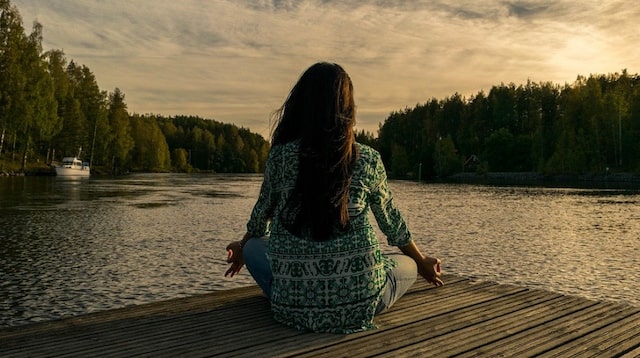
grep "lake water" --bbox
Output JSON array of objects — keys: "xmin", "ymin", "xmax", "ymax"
[{"xmin": 1, "ymin": 174, "xmax": 638, "ymax": 328}]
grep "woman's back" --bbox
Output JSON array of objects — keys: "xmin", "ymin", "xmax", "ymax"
[{"xmin": 253, "ymin": 141, "xmax": 412, "ymax": 333}]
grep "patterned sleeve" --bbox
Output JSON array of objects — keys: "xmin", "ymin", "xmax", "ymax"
[
  {"xmin": 368, "ymin": 151, "xmax": 412, "ymax": 247},
  {"xmin": 246, "ymin": 149, "xmax": 276, "ymax": 237}
]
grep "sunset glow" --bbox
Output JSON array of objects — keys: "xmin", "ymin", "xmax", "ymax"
[{"xmin": 12, "ymin": 0, "xmax": 640, "ymax": 137}]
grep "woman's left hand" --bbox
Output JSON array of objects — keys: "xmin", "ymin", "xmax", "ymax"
[{"xmin": 224, "ymin": 241, "xmax": 244, "ymax": 277}]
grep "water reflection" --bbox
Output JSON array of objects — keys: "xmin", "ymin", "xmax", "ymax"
[
  {"xmin": 1, "ymin": 174, "xmax": 261, "ymax": 327},
  {"xmin": 388, "ymin": 182, "xmax": 639, "ymax": 308},
  {"xmin": 0, "ymin": 175, "xmax": 638, "ymax": 328}
]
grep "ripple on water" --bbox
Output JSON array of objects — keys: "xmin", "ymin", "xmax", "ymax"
[
  {"xmin": 390, "ymin": 182, "xmax": 640, "ymax": 308},
  {"xmin": 1, "ymin": 176, "xmax": 638, "ymax": 328}
]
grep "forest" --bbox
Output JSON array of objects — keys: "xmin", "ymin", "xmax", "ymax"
[
  {"xmin": 372, "ymin": 70, "xmax": 640, "ymax": 179},
  {"xmin": 1, "ymin": 1, "xmax": 269, "ymax": 175},
  {"xmin": 2, "ymin": 1, "xmax": 639, "ymax": 178}
]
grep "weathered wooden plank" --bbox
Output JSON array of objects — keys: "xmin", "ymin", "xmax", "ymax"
[
  {"xmin": 0, "ymin": 292, "xmax": 265, "ymax": 358},
  {"xmin": 284, "ymin": 288, "xmax": 558, "ymax": 357},
  {"xmin": 155, "ymin": 325, "xmax": 310, "ymax": 358},
  {"xmin": 167, "ymin": 275, "xmax": 472, "ymax": 357},
  {"xmin": 1, "ymin": 294, "xmax": 269, "ymax": 357},
  {"xmin": 393, "ymin": 278, "xmax": 518, "ymax": 306},
  {"xmin": 1, "ymin": 274, "xmax": 638, "ymax": 358},
  {"xmin": 540, "ymin": 308, "xmax": 640, "ymax": 358},
  {"xmin": 503, "ymin": 303, "xmax": 639, "ymax": 357},
  {"xmin": 620, "ymin": 345, "xmax": 640, "ymax": 358},
  {"xmin": 452, "ymin": 300, "xmax": 628, "ymax": 357},
  {"xmin": 0, "ymin": 285, "xmax": 262, "ymax": 340},
  {"xmin": 76, "ymin": 276, "xmax": 487, "ymax": 358},
  {"xmin": 378, "ymin": 285, "xmax": 532, "ymax": 327},
  {"xmin": 65, "ymin": 312, "xmax": 276, "ymax": 357},
  {"xmin": 373, "ymin": 296, "xmax": 597, "ymax": 357},
  {"xmin": 63, "ymin": 299, "xmax": 277, "ymax": 358}
]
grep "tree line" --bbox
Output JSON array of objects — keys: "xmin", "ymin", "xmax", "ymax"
[
  {"xmin": 1, "ymin": 1, "xmax": 269, "ymax": 174},
  {"xmin": 371, "ymin": 71, "xmax": 640, "ymax": 179},
  {"xmin": 4, "ymin": 1, "xmax": 639, "ymax": 178}
]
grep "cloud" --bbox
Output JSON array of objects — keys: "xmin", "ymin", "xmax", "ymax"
[{"xmin": 11, "ymin": 0, "xmax": 640, "ymax": 137}]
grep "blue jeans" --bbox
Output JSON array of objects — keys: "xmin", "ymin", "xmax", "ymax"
[
  {"xmin": 242, "ymin": 237, "xmax": 417, "ymax": 314},
  {"xmin": 242, "ymin": 237, "xmax": 273, "ymax": 297}
]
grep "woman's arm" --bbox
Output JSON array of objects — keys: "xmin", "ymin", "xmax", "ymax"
[
  {"xmin": 366, "ymin": 150, "xmax": 443, "ymax": 286},
  {"xmin": 225, "ymin": 149, "xmax": 277, "ymax": 278}
]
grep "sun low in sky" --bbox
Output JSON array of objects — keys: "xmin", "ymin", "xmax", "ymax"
[{"xmin": 12, "ymin": 0, "xmax": 640, "ymax": 138}]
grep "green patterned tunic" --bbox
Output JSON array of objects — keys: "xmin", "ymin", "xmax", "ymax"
[{"xmin": 246, "ymin": 141, "xmax": 412, "ymax": 333}]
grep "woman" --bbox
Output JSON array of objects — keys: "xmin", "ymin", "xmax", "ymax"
[{"xmin": 225, "ymin": 62, "xmax": 443, "ymax": 334}]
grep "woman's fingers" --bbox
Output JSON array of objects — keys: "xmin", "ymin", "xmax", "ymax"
[
  {"xmin": 224, "ymin": 262, "xmax": 242, "ymax": 277},
  {"xmin": 433, "ymin": 259, "xmax": 444, "ymax": 286},
  {"xmin": 426, "ymin": 275, "xmax": 444, "ymax": 287},
  {"xmin": 420, "ymin": 257, "xmax": 444, "ymax": 287}
]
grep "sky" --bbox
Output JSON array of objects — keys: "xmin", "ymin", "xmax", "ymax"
[{"xmin": 11, "ymin": 0, "xmax": 640, "ymax": 138}]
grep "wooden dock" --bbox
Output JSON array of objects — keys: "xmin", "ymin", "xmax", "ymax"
[{"xmin": 1, "ymin": 274, "xmax": 639, "ymax": 357}]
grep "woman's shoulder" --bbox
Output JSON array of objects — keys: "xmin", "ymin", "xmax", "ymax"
[
  {"xmin": 355, "ymin": 142, "xmax": 382, "ymax": 164},
  {"xmin": 269, "ymin": 140, "xmax": 300, "ymax": 158}
]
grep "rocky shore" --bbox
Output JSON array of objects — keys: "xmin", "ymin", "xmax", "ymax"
[
  {"xmin": 1, "ymin": 167, "xmax": 56, "ymax": 176},
  {"xmin": 0, "ymin": 171, "xmax": 25, "ymax": 176}
]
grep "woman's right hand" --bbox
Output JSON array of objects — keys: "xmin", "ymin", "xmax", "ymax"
[
  {"xmin": 224, "ymin": 240, "xmax": 245, "ymax": 277},
  {"xmin": 399, "ymin": 241, "xmax": 444, "ymax": 287},
  {"xmin": 418, "ymin": 256, "xmax": 444, "ymax": 287}
]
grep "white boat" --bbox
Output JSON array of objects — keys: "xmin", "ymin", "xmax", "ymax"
[{"xmin": 55, "ymin": 157, "xmax": 90, "ymax": 177}]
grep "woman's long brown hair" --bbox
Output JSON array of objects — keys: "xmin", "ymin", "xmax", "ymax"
[{"xmin": 271, "ymin": 62, "xmax": 358, "ymax": 241}]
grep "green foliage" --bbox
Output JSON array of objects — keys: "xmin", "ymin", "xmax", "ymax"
[
  {"xmin": 130, "ymin": 115, "xmax": 171, "ymax": 172},
  {"xmin": 433, "ymin": 135, "xmax": 461, "ymax": 177},
  {"xmin": 1, "ymin": 5, "xmax": 57, "ymax": 168},
  {"xmin": 172, "ymin": 148, "xmax": 192, "ymax": 172},
  {"xmin": 377, "ymin": 105, "xmax": 434, "ymax": 178},
  {"xmin": 106, "ymin": 88, "xmax": 134, "ymax": 174},
  {"xmin": 390, "ymin": 143, "xmax": 410, "ymax": 178},
  {"xmin": 355, "ymin": 129, "xmax": 377, "ymax": 148},
  {"xmin": 157, "ymin": 115, "xmax": 269, "ymax": 173},
  {"xmin": 481, "ymin": 128, "xmax": 531, "ymax": 171},
  {"xmin": 376, "ymin": 70, "xmax": 640, "ymax": 177},
  {"xmin": 0, "ymin": 1, "xmax": 269, "ymax": 174}
]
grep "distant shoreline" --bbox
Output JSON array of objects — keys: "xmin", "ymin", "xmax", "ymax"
[
  {"xmin": 444, "ymin": 171, "xmax": 640, "ymax": 188},
  {"xmin": 4, "ymin": 168, "xmax": 640, "ymax": 189}
]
